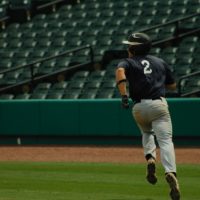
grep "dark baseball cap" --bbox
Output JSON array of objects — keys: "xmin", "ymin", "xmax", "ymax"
[{"xmin": 122, "ymin": 32, "xmax": 151, "ymax": 46}]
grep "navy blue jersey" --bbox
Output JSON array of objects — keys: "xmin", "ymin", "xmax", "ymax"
[{"xmin": 117, "ymin": 55, "xmax": 175, "ymax": 101}]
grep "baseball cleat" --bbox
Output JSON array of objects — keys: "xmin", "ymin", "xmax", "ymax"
[
  {"xmin": 165, "ymin": 173, "xmax": 180, "ymax": 200},
  {"xmin": 146, "ymin": 158, "xmax": 157, "ymax": 184}
]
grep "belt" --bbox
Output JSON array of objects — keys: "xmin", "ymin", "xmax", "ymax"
[{"xmin": 134, "ymin": 97, "xmax": 162, "ymax": 104}]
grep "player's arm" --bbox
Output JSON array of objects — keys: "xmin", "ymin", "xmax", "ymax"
[
  {"xmin": 115, "ymin": 67, "xmax": 127, "ymax": 96},
  {"xmin": 116, "ymin": 67, "xmax": 129, "ymax": 109}
]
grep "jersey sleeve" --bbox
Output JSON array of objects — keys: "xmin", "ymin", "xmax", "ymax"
[
  {"xmin": 117, "ymin": 60, "xmax": 130, "ymax": 70},
  {"xmin": 163, "ymin": 60, "xmax": 176, "ymax": 84}
]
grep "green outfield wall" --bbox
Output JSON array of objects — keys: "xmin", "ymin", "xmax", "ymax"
[{"xmin": 0, "ymin": 98, "xmax": 199, "ymax": 145}]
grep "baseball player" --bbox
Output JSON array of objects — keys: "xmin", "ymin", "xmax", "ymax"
[{"xmin": 115, "ymin": 32, "xmax": 180, "ymax": 200}]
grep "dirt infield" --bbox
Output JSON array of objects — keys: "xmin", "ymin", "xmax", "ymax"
[{"xmin": 0, "ymin": 146, "xmax": 199, "ymax": 164}]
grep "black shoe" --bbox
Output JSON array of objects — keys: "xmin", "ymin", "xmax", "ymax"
[
  {"xmin": 165, "ymin": 173, "xmax": 180, "ymax": 200},
  {"xmin": 146, "ymin": 158, "xmax": 157, "ymax": 185}
]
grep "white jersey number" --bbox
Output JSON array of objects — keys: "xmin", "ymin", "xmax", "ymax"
[{"xmin": 141, "ymin": 60, "xmax": 152, "ymax": 74}]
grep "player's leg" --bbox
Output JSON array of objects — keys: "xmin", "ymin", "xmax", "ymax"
[
  {"xmin": 132, "ymin": 108, "xmax": 157, "ymax": 184},
  {"xmin": 152, "ymin": 113, "xmax": 180, "ymax": 200},
  {"xmin": 132, "ymin": 108, "xmax": 156, "ymax": 159},
  {"xmin": 152, "ymin": 110, "xmax": 176, "ymax": 173},
  {"xmin": 142, "ymin": 131, "xmax": 157, "ymax": 185}
]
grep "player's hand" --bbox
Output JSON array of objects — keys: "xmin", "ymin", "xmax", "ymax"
[{"xmin": 121, "ymin": 95, "xmax": 129, "ymax": 109}]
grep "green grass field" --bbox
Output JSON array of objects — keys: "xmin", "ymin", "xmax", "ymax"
[{"xmin": 0, "ymin": 162, "xmax": 199, "ymax": 200}]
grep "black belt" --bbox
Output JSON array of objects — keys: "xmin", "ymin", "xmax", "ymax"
[{"xmin": 134, "ymin": 97, "xmax": 162, "ymax": 104}]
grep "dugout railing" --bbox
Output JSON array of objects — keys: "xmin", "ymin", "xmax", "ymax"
[{"xmin": 0, "ymin": 45, "xmax": 94, "ymax": 94}]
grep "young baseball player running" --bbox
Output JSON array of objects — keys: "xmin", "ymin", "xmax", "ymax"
[{"xmin": 116, "ymin": 32, "xmax": 180, "ymax": 200}]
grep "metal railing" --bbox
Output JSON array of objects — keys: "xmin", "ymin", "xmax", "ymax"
[
  {"xmin": 139, "ymin": 13, "xmax": 200, "ymax": 33},
  {"xmin": 148, "ymin": 12, "xmax": 200, "ymax": 47},
  {"xmin": 178, "ymin": 71, "xmax": 200, "ymax": 97},
  {"xmin": 36, "ymin": 0, "xmax": 67, "ymax": 12},
  {"xmin": 0, "ymin": 45, "xmax": 94, "ymax": 93}
]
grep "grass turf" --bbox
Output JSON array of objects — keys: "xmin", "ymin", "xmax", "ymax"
[{"xmin": 0, "ymin": 162, "xmax": 199, "ymax": 200}]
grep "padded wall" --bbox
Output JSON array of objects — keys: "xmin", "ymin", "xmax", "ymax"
[{"xmin": 0, "ymin": 98, "xmax": 199, "ymax": 137}]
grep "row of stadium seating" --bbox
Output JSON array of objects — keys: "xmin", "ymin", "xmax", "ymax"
[
  {"xmin": 0, "ymin": 36, "xmax": 199, "ymax": 86},
  {"xmin": 0, "ymin": 68, "xmax": 117, "ymax": 99}
]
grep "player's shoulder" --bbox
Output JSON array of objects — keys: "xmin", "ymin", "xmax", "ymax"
[
  {"xmin": 117, "ymin": 58, "xmax": 131, "ymax": 68},
  {"xmin": 147, "ymin": 55, "xmax": 168, "ymax": 66}
]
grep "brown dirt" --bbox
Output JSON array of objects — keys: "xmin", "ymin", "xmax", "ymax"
[{"xmin": 0, "ymin": 146, "xmax": 199, "ymax": 164}]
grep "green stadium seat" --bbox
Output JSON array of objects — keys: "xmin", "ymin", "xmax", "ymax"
[
  {"xmin": 32, "ymin": 13, "xmax": 46, "ymax": 21},
  {"xmin": 33, "ymin": 82, "xmax": 52, "ymax": 93},
  {"xmin": 15, "ymin": 50, "xmax": 31, "ymax": 59},
  {"xmin": 79, "ymin": 92, "xmax": 96, "ymax": 99},
  {"xmin": 150, "ymin": 48, "xmax": 161, "ymax": 56},
  {"xmin": 52, "ymin": 38, "xmax": 66, "ymax": 48},
  {"xmin": 0, "ymin": 94, "xmax": 14, "ymax": 99},
  {"xmin": 84, "ymin": 81, "xmax": 101, "ymax": 90},
  {"xmin": 21, "ymin": 38, "xmax": 37, "ymax": 50},
  {"xmin": 70, "ymin": 70, "xmax": 89, "ymax": 82},
  {"xmin": 183, "ymin": 78, "xmax": 200, "ymax": 94},
  {"xmin": 158, "ymin": 26, "xmax": 176, "ymax": 40},
  {"xmin": 50, "ymin": 81, "xmax": 68, "ymax": 94},
  {"xmin": 0, "ymin": 6, "xmax": 7, "ymax": 19},
  {"xmin": 22, "ymin": 31, "xmax": 37, "ymax": 40},
  {"xmin": 175, "ymin": 67, "xmax": 192, "ymax": 78},
  {"xmin": 55, "ymin": 57, "xmax": 71, "ymax": 71},
  {"xmin": 88, "ymin": 70, "xmax": 106, "ymax": 82},
  {"xmin": 0, "ymin": 59, "xmax": 12, "ymax": 70},
  {"xmin": 175, "ymin": 57, "xmax": 193, "ymax": 69},
  {"xmin": 101, "ymin": 80, "xmax": 116, "ymax": 90},
  {"xmin": 15, "ymin": 93, "xmax": 30, "ymax": 99},
  {"xmin": 36, "ymin": 30, "xmax": 53, "ymax": 39},
  {"xmin": 68, "ymin": 81, "xmax": 85, "ymax": 90},
  {"xmin": 62, "ymin": 93, "xmax": 79, "ymax": 99},
  {"xmin": 30, "ymin": 93, "xmax": 47, "ymax": 99},
  {"xmin": 96, "ymin": 90, "xmax": 114, "ymax": 99},
  {"xmin": 19, "ymin": 70, "xmax": 32, "ymax": 81},
  {"xmin": 1, "ymin": 71, "xmax": 22, "ymax": 85},
  {"xmin": 8, "ymin": 39, "xmax": 23, "ymax": 49},
  {"xmin": 46, "ymin": 93, "xmax": 63, "ymax": 99},
  {"xmin": 37, "ymin": 59, "xmax": 56, "ymax": 74}
]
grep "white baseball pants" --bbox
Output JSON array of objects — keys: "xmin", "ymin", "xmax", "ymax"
[{"xmin": 132, "ymin": 98, "xmax": 177, "ymax": 173}]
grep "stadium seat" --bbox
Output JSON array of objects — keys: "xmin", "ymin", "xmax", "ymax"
[
  {"xmin": 49, "ymin": 82, "xmax": 67, "ymax": 95},
  {"xmin": 46, "ymin": 93, "xmax": 63, "ymax": 99},
  {"xmin": 30, "ymin": 93, "xmax": 47, "ymax": 99},
  {"xmin": 96, "ymin": 90, "xmax": 114, "ymax": 99},
  {"xmin": 15, "ymin": 93, "xmax": 30, "ymax": 99},
  {"xmin": 62, "ymin": 92, "xmax": 79, "ymax": 99},
  {"xmin": 0, "ymin": 94, "xmax": 14, "ymax": 99},
  {"xmin": 70, "ymin": 70, "xmax": 89, "ymax": 82},
  {"xmin": 33, "ymin": 82, "xmax": 52, "ymax": 93},
  {"xmin": 89, "ymin": 70, "xmax": 106, "ymax": 82},
  {"xmin": 79, "ymin": 92, "xmax": 96, "ymax": 99}
]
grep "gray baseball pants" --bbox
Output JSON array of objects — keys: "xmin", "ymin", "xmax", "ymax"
[{"xmin": 132, "ymin": 97, "xmax": 176, "ymax": 173}]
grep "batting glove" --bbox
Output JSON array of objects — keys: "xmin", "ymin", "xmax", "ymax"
[{"xmin": 121, "ymin": 95, "xmax": 129, "ymax": 109}]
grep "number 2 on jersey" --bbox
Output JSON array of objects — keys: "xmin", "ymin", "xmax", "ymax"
[{"xmin": 141, "ymin": 60, "xmax": 152, "ymax": 74}]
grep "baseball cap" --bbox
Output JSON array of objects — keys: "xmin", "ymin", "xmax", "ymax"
[{"xmin": 122, "ymin": 32, "xmax": 151, "ymax": 46}]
